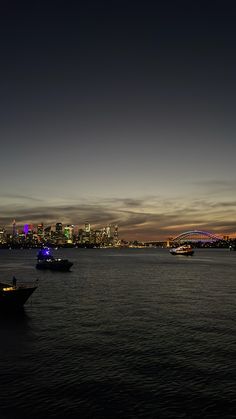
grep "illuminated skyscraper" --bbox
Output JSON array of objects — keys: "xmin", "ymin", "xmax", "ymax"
[
  {"xmin": 114, "ymin": 225, "xmax": 119, "ymax": 243},
  {"xmin": 37, "ymin": 223, "xmax": 44, "ymax": 239},
  {"xmin": 0, "ymin": 227, "xmax": 6, "ymax": 243},
  {"xmin": 54, "ymin": 222, "xmax": 63, "ymax": 243},
  {"xmin": 85, "ymin": 222, "xmax": 91, "ymax": 233},
  {"xmin": 107, "ymin": 224, "xmax": 119, "ymax": 244},
  {"xmin": 44, "ymin": 226, "xmax": 51, "ymax": 240},
  {"xmin": 24, "ymin": 224, "xmax": 29, "ymax": 235},
  {"xmin": 64, "ymin": 225, "xmax": 74, "ymax": 243},
  {"xmin": 56, "ymin": 223, "xmax": 63, "ymax": 235}
]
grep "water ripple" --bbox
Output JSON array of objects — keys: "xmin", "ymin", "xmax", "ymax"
[{"xmin": 0, "ymin": 248, "xmax": 236, "ymax": 418}]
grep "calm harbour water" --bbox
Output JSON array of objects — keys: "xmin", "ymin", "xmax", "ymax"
[{"xmin": 0, "ymin": 247, "xmax": 235, "ymax": 419}]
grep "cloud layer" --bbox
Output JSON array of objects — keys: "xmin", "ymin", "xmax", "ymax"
[{"xmin": 1, "ymin": 184, "xmax": 236, "ymax": 240}]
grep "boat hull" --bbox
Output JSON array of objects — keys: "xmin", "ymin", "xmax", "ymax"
[
  {"xmin": 36, "ymin": 259, "xmax": 73, "ymax": 271},
  {"xmin": 170, "ymin": 249, "xmax": 194, "ymax": 256},
  {"xmin": 0, "ymin": 283, "xmax": 37, "ymax": 311}
]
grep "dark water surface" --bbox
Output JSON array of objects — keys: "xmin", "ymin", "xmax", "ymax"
[{"xmin": 0, "ymin": 248, "xmax": 235, "ymax": 418}]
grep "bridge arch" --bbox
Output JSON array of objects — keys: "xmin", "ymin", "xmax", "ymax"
[{"xmin": 172, "ymin": 230, "xmax": 223, "ymax": 243}]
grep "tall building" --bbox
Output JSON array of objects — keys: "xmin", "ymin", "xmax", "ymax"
[
  {"xmin": 54, "ymin": 222, "xmax": 63, "ymax": 244},
  {"xmin": 37, "ymin": 223, "xmax": 44, "ymax": 240},
  {"xmin": 85, "ymin": 222, "xmax": 91, "ymax": 233},
  {"xmin": 64, "ymin": 225, "xmax": 74, "ymax": 243},
  {"xmin": 114, "ymin": 225, "xmax": 119, "ymax": 244},
  {"xmin": 0, "ymin": 227, "xmax": 6, "ymax": 244},
  {"xmin": 12, "ymin": 219, "xmax": 17, "ymax": 237},
  {"xmin": 56, "ymin": 223, "xmax": 63, "ymax": 235},
  {"xmin": 107, "ymin": 224, "xmax": 119, "ymax": 245},
  {"xmin": 44, "ymin": 226, "xmax": 51, "ymax": 240},
  {"xmin": 105, "ymin": 225, "xmax": 111, "ymax": 238},
  {"xmin": 24, "ymin": 224, "xmax": 29, "ymax": 235}
]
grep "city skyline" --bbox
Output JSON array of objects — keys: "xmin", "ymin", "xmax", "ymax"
[
  {"xmin": 0, "ymin": 203, "xmax": 235, "ymax": 242},
  {"xmin": 1, "ymin": 218, "xmax": 234, "ymax": 248},
  {"xmin": 1, "ymin": 1, "xmax": 236, "ymax": 240}
]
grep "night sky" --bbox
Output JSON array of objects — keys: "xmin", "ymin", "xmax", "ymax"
[{"xmin": 1, "ymin": 0, "xmax": 236, "ymax": 239}]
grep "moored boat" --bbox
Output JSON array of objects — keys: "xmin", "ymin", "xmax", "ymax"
[
  {"xmin": 0, "ymin": 279, "xmax": 37, "ymax": 311},
  {"xmin": 36, "ymin": 248, "xmax": 73, "ymax": 271},
  {"xmin": 170, "ymin": 244, "xmax": 194, "ymax": 256}
]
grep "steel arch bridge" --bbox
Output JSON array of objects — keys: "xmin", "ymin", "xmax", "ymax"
[{"xmin": 172, "ymin": 230, "xmax": 223, "ymax": 243}]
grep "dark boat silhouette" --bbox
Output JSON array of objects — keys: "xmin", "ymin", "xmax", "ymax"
[
  {"xmin": 36, "ymin": 248, "xmax": 73, "ymax": 271},
  {"xmin": 0, "ymin": 278, "xmax": 37, "ymax": 311}
]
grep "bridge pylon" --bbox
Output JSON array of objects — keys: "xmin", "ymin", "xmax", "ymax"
[{"xmin": 166, "ymin": 238, "xmax": 173, "ymax": 248}]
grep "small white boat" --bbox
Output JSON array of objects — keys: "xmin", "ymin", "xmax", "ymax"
[{"xmin": 170, "ymin": 245, "xmax": 194, "ymax": 256}]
